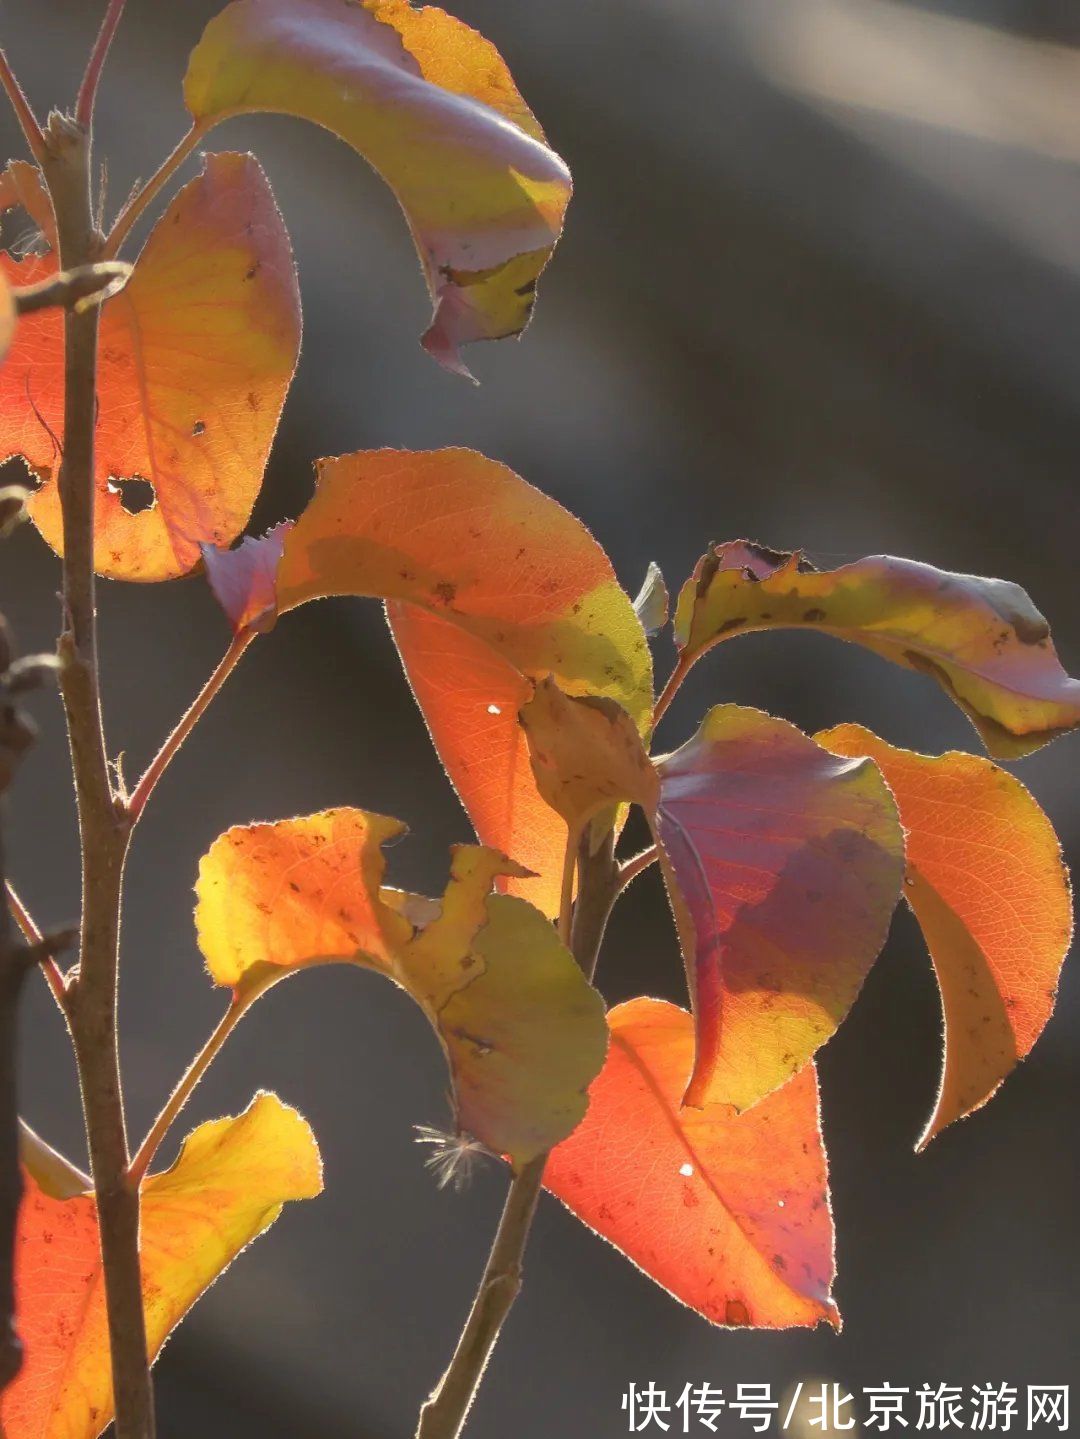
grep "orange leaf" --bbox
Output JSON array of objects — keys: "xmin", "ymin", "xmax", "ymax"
[
  {"xmin": 817, "ymin": 724, "xmax": 1072, "ymax": 1147},
  {"xmin": 545, "ymin": 999, "xmax": 839, "ymax": 1331},
  {"xmin": 195, "ymin": 809, "xmax": 608, "ymax": 1163},
  {"xmin": 0, "ymin": 161, "xmax": 55, "ymax": 250},
  {"xmin": 184, "ymin": 0, "xmax": 570, "ymax": 377},
  {"xmin": 673, "ymin": 542, "xmax": 1080, "ymax": 758},
  {"xmin": 0, "ymin": 271, "xmax": 13, "ymax": 363},
  {"xmin": 205, "ymin": 449, "xmax": 653, "ymax": 914},
  {"xmin": 387, "ymin": 604, "xmax": 563, "ymax": 911},
  {"xmin": 655, "ymin": 706, "xmax": 904, "ymax": 1110},
  {"xmin": 0, "ymin": 153, "xmax": 300, "ymax": 580},
  {"xmin": 4, "ymin": 1094, "xmax": 321, "ymax": 1439}
]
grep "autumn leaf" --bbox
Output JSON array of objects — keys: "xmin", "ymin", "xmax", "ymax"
[
  {"xmin": 817, "ymin": 723, "xmax": 1072, "ymax": 1147},
  {"xmin": 184, "ymin": 0, "xmax": 571, "ymax": 377},
  {"xmin": 0, "ymin": 161, "xmax": 55, "ymax": 250},
  {"xmin": 518, "ymin": 675, "xmax": 658, "ymax": 838},
  {"xmin": 0, "ymin": 271, "xmax": 13, "ymax": 362},
  {"xmin": 201, "ymin": 522, "xmax": 292, "ymax": 633},
  {"xmin": 4, "ymin": 1094, "xmax": 321, "ymax": 1439},
  {"xmin": 673, "ymin": 542, "xmax": 1080, "ymax": 758},
  {"xmin": 204, "ymin": 448, "xmax": 653, "ymax": 915},
  {"xmin": 195, "ymin": 808, "xmax": 608, "ymax": 1164},
  {"xmin": 387, "ymin": 604, "xmax": 573, "ymax": 913},
  {"xmin": 0, "ymin": 152, "xmax": 300, "ymax": 580},
  {"xmin": 655, "ymin": 706, "xmax": 904, "ymax": 1110},
  {"xmin": 632, "ymin": 560, "xmax": 669, "ymax": 637},
  {"xmin": 545, "ymin": 999, "xmax": 839, "ymax": 1331}
]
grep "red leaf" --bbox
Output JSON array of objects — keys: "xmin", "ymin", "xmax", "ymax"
[
  {"xmin": 655, "ymin": 706, "xmax": 904, "ymax": 1109},
  {"xmin": 546, "ymin": 999, "xmax": 839, "ymax": 1331}
]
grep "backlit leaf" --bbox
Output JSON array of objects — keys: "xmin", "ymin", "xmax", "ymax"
[
  {"xmin": 0, "ymin": 161, "xmax": 55, "ymax": 250},
  {"xmin": 673, "ymin": 542, "xmax": 1080, "ymax": 758},
  {"xmin": 0, "ymin": 152, "xmax": 300, "ymax": 580},
  {"xmin": 195, "ymin": 808, "xmax": 608, "ymax": 1163},
  {"xmin": 387, "ymin": 604, "xmax": 562, "ymax": 910},
  {"xmin": 4, "ymin": 1093, "xmax": 321, "ymax": 1439},
  {"xmin": 545, "ymin": 999, "xmax": 839, "ymax": 1331},
  {"xmin": 0, "ymin": 271, "xmax": 13, "ymax": 362},
  {"xmin": 205, "ymin": 448, "xmax": 653, "ymax": 914},
  {"xmin": 518, "ymin": 675, "xmax": 658, "ymax": 838},
  {"xmin": 632, "ymin": 560, "xmax": 669, "ymax": 636},
  {"xmin": 655, "ymin": 706, "xmax": 904, "ymax": 1110},
  {"xmin": 184, "ymin": 0, "xmax": 571, "ymax": 376},
  {"xmin": 817, "ymin": 724, "xmax": 1072, "ymax": 1147},
  {"xmin": 201, "ymin": 522, "xmax": 292, "ymax": 633}
]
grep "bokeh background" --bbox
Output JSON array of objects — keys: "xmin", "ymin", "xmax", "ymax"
[{"xmin": 2, "ymin": 0, "xmax": 1078, "ymax": 1434}]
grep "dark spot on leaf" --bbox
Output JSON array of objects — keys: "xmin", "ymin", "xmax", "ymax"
[
  {"xmin": 725, "ymin": 1298, "xmax": 750, "ymax": 1326},
  {"xmin": 802, "ymin": 607, "xmax": 826, "ymax": 623},
  {"xmin": 112, "ymin": 476, "xmax": 155, "ymax": 514},
  {"xmin": 192, "ymin": 420, "xmax": 206, "ymax": 436},
  {"xmin": 1011, "ymin": 611, "xmax": 1050, "ymax": 646}
]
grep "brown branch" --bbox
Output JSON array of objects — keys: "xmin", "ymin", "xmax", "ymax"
[{"xmin": 40, "ymin": 112, "xmax": 154, "ymax": 1439}]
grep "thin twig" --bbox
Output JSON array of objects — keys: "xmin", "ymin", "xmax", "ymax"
[
  {"xmin": 616, "ymin": 843, "xmax": 659, "ymax": 895},
  {"xmin": 652, "ymin": 652, "xmax": 692, "ymax": 728},
  {"xmin": 128, "ymin": 999, "xmax": 245, "ymax": 1185},
  {"xmin": 41, "ymin": 110, "xmax": 154, "ymax": 1439},
  {"xmin": 6, "ymin": 881, "xmax": 69, "ymax": 1012},
  {"xmin": 0, "ymin": 48, "xmax": 45, "ymax": 163},
  {"xmin": 75, "ymin": 0, "xmax": 128, "ymax": 129},
  {"xmin": 13, "ymin": 261, "xmax": 131, "ymax": 316},
  {"xmin": 415, "ymin": 830, "xmax": 621, "ymax": 1439},
  {"xmin": 127, "ymin": 631, "xmax": 253, "ymax": 823},
  {"xmin": 104, "ymin": 123, "xmax": 206, "ymax": 259}
]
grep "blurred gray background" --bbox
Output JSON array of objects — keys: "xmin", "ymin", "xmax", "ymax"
[{"xmin": 1, "ymin": 0, "xmax": 1078, "ymax": 1434}]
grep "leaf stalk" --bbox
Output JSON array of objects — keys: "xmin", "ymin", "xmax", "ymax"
[
  {"xmin": 0, "ymin": 48, "xmax": 46, "ymax": 163},
  {"xmin": 127, "ymin": 630, "xmax": 253, "ymax": 824},
  {"xmin": 127, "ymin": 998, "xmax": 245, "ymax": 1185},
  {"xmin": 104, "ymin": 122, "xmax": 206, "ymax": 259},
  {"xmin": 75, "ymin": 0, "xmax": 128, "ymax": 129}
]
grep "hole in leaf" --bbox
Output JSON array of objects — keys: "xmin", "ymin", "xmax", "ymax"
[
  {"xmin": 192, "ymin": 420, "xmax": 207, "ymax": 436},
  {"xmin": 0, "ymin": 455, "xmax": 40, "ymax": 491},
  {"xmin": 109, "ymin": 476, "xmax": 156, "ymax": 515},
  {"xmin": 486, "ymin": 704, "xmax": 502, "ymax": 716}
]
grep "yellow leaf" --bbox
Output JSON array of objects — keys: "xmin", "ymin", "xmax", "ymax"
[
  {"xmin": 195, "ymin": 809, "xmax": 608, "ymax": 1163},
  {"xmin": 184, "ymin": 0, "xmax": 570, "ymax": 376},
  {"xmin": 673, "ymin": 542, "xmax": 1080, "ymax": 758},
  {"xmin": 4, "ymin": 1094, "xmax": 321, "ymax": 1439}
]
